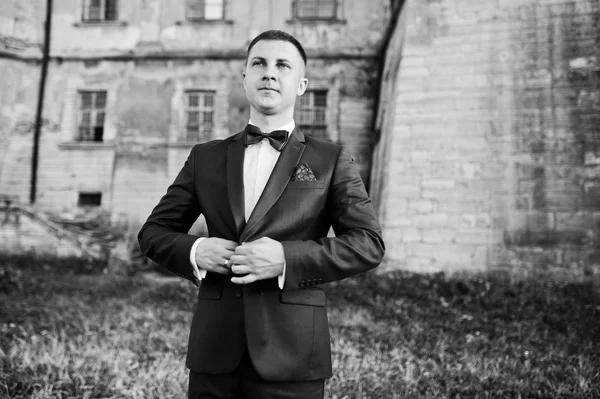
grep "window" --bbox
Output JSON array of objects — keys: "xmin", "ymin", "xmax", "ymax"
[
  {"xmin": 292, "ymin": 0, "xmax": 338, "ymax": 20},
  {"xmin": 186, "ymin": 0, "xmax": 225, "ymax": 21},
  {"xmin": 78, "ymin": 91, "xmax": 106, "ymax": 142},
  {"xmin": 295, "ymin": 90, "xmax": 328, "ymax": 140},
  {"xmin": 82, "ymin": 0, "xmax": 118, "ymax": 22},
  {"xmin": 78, "ymin": 192, "xmax": 102, "ymax": 207},
  {"xmin": 185, "ymin": 90, "xmax": 215, "ymax": 142}
]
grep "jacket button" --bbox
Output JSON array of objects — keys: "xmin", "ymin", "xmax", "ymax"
[{"xmin": 235, "ymin": 290, "xmax": 242, "ymax": 298}]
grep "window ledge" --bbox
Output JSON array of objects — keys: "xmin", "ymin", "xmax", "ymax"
[
  {"xmin": 74, "ymin": 20, "xmax": 128, "ymax": 27},
  {"xmin": 175, "ymin": 19, "xmax": 234, "ymax": 25},
  {"xmin": 59, "ymin": 142, "xmax": 114, "ymax": 150},
  {"xmin": 286, "ymin": 18, "xmax": 347, "ymax": 25}
]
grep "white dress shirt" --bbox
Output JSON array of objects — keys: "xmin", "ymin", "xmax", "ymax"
[{"xmin": 189, "ymin": 120, "xmax": 295, "ymax": 288}]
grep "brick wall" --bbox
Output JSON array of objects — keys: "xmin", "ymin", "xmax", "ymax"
[{"xmin": 373, "ymin": 0, "xmax": 600, "ymax": 276}]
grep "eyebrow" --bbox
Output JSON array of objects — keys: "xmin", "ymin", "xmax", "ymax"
[{"xmin": 251, "ymin": 56, "xmax": 293, "ymax": 65}]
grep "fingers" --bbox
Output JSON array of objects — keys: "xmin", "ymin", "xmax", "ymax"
[
  {"xmin": 230, "ymin": 264, "xmax": 250, "ymax": 275},
  {"xmin": 212, "ymin": 238, "xmax": 238, "ymax": 250},
  {"xmin": 229, "ymin": 254, "xmax": 246, "ymax": 265},
  {"xmin": 231, "ymin": 274, "xmax": 257, "ymax": 285}
]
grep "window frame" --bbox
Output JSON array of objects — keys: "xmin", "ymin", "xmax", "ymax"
[
  {"xmin": 185, "ymin": 0, "xmax": 227, "ymax": 21},
  {"xmin": 81, "ymin": 0, "xmax": 119, "ymax": 23},
  {"xmin": 77, "ymin": 90, "xmax": 107, "ymax": 143},
  {"xmin": 295, "ymin": 89, "xmax": 329, "ymax": 141},
  {"xmin": 291, "ymin": 0, "xmax": 341, "ymax": 21},
  {"xmin": 184, "ymin": 90, "xmax": 216, "ymax": 143}
]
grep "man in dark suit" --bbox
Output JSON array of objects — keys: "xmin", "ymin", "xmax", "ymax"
[{"xmin": 138, "ymin": 30, "xmax": 385, "ymax": 399}]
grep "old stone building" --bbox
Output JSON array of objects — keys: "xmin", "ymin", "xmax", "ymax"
[
  {"xmin": 373, "ymin": 0, "xmax": 600, "ymax": 276},
  {"xmin": 2, "ymin": 0, "xmax": 600, "ymax": 276},
  {"xmin": 0, "ymin": 0, "xmax": 389, "ymax": 227}
]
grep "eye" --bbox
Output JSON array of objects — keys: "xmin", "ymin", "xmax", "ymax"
[
  {"xmin": 277, "ymin": 62, "xmax": 290, "ymax": 69},
  {"xmin": 252, "ymin": 60, "xmax": 265, "ymax": 66}
]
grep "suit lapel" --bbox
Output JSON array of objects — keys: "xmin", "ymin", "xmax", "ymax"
[
  {"xmin": 241, "ymin": 130, "xmax": 306, "ymax": 241},
  {"xmin": 227, "ymin": 133, "xmax": 246, "ymax": 238}
]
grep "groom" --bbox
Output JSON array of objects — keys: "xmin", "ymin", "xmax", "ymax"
[{"xmin": 138, "ymin": 30, "xmax": 385, "ymax": 398}]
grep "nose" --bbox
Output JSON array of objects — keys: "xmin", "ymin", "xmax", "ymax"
[{"xmin": 262, "ymin": 65, "xmax": 276, "ymax": 81}]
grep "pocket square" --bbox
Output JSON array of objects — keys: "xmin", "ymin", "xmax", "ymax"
[{"xmin": 292, "ymin": 163, "xmax": 317, "ymax": 182}]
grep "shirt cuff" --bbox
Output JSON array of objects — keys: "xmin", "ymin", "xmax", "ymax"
[
  {"xmin": 190, "ymin": 237, "xmax": 207, "ymax": 281},
  {"xmin": 278, "ymin": 260, "xmax": 286, "ymax": 289}
]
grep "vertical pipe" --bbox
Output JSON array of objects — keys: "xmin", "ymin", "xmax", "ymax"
[{"xmin": 30, "ymin": 0, "xmax": 53, "ymax": 204}]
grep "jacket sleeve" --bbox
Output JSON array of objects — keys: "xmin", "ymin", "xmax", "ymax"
[
  {"xmin": 281, "ymin": 147, "xmax": 385, "ymax": 289},
  {"xmin": 137, "ymin": 146, "xmax": 201, "ymax": 284}
]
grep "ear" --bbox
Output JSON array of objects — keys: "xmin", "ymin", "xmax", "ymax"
[
  {"xmin": 297, "ymin": 77, "xmax": 308, "ymax": 96},
  {"xmin": 242, "ymin": 70, "xmax": 247, "ymax": 89}
]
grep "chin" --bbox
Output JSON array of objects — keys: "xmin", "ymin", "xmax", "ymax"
[
  {"xmin": 254, "ymin": 102, "xmax": 279, "ymax": 114},
  {"xmin": 258, "ymin": 107, "xmax": 280, "ymax": 116}
]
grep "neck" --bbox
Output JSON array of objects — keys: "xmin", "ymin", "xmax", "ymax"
[{"xmin": 249, "ymin": 108, "xmax": 294, "ymax": 132}]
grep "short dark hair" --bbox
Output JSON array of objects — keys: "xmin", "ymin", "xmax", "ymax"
[{"xmin": 246, "ymin": 30, "xmax": 307, "ymax": 65}]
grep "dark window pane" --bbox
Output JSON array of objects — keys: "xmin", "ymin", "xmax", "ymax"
[
  {"xmin": 81, "ymin": 92, "xmax": 92, "ymax": 109},
  {"xmin": 78, "ymin": 126, "xmax": 91, "ymax": 141},
  {"xmin": 298, "ymin": 109, "xmax": 312, "ymax": 124},
  {"xmin": 314, "ymin": 109, "xmax": 326, "ymax": 124},
  {"xmin": 317, "ymin": 1, "xmax": 336, "ymax": 18},
  {"xmin": 93, "ymin": 126, "xmax": 104, "ymax": 142},
  {"xmin": 78, "ymin": 192, "xmax": 102, "ymax": 206},
  {"xmin": 296, "ymin": 0, "xmax": 336, "ymax": 18},
  {"xmin": 96, "ymin": 112, "xmax": 105, "ymax": 126},
  {"xmin": 188, "ymin": 111, "xmax": 199, "ymax": 125},
  {"xmin": 96, "ymin": 92, "xmax": 107, "ymax": 108},
  {"xmin": 105, "ymin": 0, "xmax": 118, "ymax": 20},
  {"xmin": 187, "ymin": 0, "xmax": 206, "ymax": 19},
  {"xmin": 314, "ymin": 91, "xmax": 327, "ymax": 107},
  {"xmin": 188, "ymin": 93, "xmax": 199, "ymax": 107},
  {"xmin": 203, "ymin": 111, "xmax": 213, "ymax": 123},
  {"xmin": 88, "ymin": 6, "xmax": 102, "ymax": 21},
  {"xmin": 81, "ymin": 111, "xmax": 91, "ymax": 126},
  {"xmin": 204, "ymin": 93, "xmax": 214, "ymax": 107}
]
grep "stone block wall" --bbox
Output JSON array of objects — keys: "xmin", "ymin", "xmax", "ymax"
[{"xmin": 374, "ymin": 0, "xmax": 600, "ymax": 276}]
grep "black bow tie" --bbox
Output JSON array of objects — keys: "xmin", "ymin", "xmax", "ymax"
[{"xmin": 244, "ymin": 124, "xmax": 289, "ymax": 152}]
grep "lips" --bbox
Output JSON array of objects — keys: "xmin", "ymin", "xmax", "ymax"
[{"xmin": 259, "ymin": 87, "xmax": 279, "ymax": 92}]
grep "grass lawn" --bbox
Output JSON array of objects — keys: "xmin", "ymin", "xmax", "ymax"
[{"xmin": 1, "ymin": 254, "xmax": 599, "ymax": 398}]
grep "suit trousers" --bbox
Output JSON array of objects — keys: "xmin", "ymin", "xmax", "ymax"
[{"xmin": 188, "ymin": 350, "xmax": 325, "ymax": 399}]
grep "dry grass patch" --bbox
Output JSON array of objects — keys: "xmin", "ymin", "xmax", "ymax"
[{"xmin": 1, "ymin": 254, "xmax": 599, "ymax": 398}]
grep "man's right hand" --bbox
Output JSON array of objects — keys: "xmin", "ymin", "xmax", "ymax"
[{"xmin": 195, "ymin": 238, "xmax": 238, "ymax": 274}]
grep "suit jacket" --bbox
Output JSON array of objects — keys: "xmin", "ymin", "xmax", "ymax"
[{"xmin": 138, "ymin": 128, "xmax": 385, "ymax": 382}]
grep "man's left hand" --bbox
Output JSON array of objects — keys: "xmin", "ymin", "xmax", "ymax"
[{"xmin": 229, "ymin": 237, "xmax": 285, "ymax": 284}]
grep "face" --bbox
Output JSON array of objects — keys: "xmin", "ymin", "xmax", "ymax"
[{"xmin": 243, "ymin": 40, "xmax": 308, "ymax": 117}]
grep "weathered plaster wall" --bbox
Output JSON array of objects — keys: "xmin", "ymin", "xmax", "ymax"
[
  {"xmin": 374, "ymin": 0, "xmax": 600, "ymax": 276},
  {"xmin": 48, "ymin": 0, "xmax": 389, "ymax": 57},
  {"xmin": 0, "ymin": 59, "xmax": 40, "ymax": 199},
  {"xmin": 0, "ymin": 0, "xmax": 388, "ymax": 255},
  {"xmin": 0, "ymin": 57, "xmax": 377, "ymax": 221}
]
